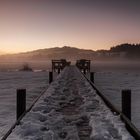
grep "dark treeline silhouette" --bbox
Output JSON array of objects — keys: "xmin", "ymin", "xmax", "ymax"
[
  {"xmin": 110, "ymin": 43, "xmax": 140, "ymax": 59},
  {"xmin": 110, "ymin": 43, "xmax": 140, "ymax": 52}
]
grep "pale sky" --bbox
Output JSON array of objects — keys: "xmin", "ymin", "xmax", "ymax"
[{"xmin": 0, "ymin": 0, "xmax": 140, "ymax": 53}]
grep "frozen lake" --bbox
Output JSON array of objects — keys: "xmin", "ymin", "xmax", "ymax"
[
  {"xmin": 7, "ymin": 66, "xmax": 134, "ymax": 140},
  {"xmin": 92, "ymin": 61, "xmax": 140, "ymax": 131},
  {"xmin": 0, "ymin": 61, "xmax": 140, "ymax": 138},
  {"xmin": 0, "ymin": 71, "xmax": 49, "ymax": 139}
]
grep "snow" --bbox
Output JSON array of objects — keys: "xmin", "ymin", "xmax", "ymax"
[
  {"xmin": 89, "ymin": 61, "xmax": 140, "ymax": 131},
  {"xmin": 7, "ymin": 66, "xmax": 134, "ymax": 140},
  {"xmin": 0, "ymin": 71, "xmax": 49, "ymax": 139},
  {"xmin": 95, "ymin": 71, "xmax": 140, "ymax": 131}
]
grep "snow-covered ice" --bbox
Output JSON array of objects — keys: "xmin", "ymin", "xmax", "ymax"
[
  {"xmin": 95, "ymin": 70, "xmax": 140, "ymax": 131},
  {"xmin": 7, "ymin": 66, "xmax": 134, "ymax": 140},
  {"xmin": 0, "ymin": 71, "xmax": 49, "ymax": 139},
  {"xmin": 90, "ymin": 61, "xmax": 140, "ymax": 131}
]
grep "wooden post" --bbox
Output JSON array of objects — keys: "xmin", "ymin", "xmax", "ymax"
[
  {"xmin": 90, "ymin": 72, "xmax": 94, "ymax": 83},
  {"xmin": 83, "ymin": 69, "xmax": 86, "ymax": 75},
  {"xmin": 49, "ymin": 71, "xmax": 53, "ymax": 84},
  {"xmin": 17, "ymin": 89, "xmax": 26, "ymax": 120},
  {"xmin": 58, "ymin": 68, "xmax": 61, "ymax": 74},
  {"xmin": 122, "ymin": 89, "xmax": 131, "ymax": 120}
]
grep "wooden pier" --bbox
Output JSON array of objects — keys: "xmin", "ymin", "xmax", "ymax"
[{"xmin": 2, "ymin": 61, "xmax": 140, "ymax": 140}]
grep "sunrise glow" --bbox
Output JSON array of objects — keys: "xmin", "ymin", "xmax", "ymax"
[{"xmin": 0, "ymin": 0, "xmax": 140, "ymax": 53}]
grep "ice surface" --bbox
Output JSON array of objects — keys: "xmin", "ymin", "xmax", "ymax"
[
  {"xmin": 7, "ymin": 66, "xmax": 134, "ymax": 140},
  {"xmin": 0, "ymin": 71, "xmax": 49, "ymax": 139},
  {"xmin": 95, "ymin": 70, "xmax": 140, "ymax": 131}
]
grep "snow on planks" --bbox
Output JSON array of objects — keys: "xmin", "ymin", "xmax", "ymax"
[{"xmin": 7, "ymin": 66, "xmax": 134, "ymax": 140}]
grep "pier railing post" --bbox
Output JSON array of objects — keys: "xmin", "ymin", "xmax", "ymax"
[
  {"xmin": 90, "ymin": 72, "xmax": 95, "ymax": 83},
  {"xmin": 49, "ymin": 71, "xmax": 53, "ymax": 84},
  {"xmin": 83, "ymin": 69, "xmax": 86, "ymax": 75},
  {"xmin": 17, "ymin": 89, "xmax": 26, "ymax": 120},
  {"xmin": 122, "ymin": 89, "xmax": 131, "ymax": 120},
  {"xmin": 58, "ymin": 68, "xmax": 61, "ymax": 74}
]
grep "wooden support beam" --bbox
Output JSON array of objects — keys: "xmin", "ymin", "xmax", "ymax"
[
  {"xmin": 17, "ymin": 89, "xmax": 26, "ymax": 120},
  {"xmin": 90, "ymin": 72, "xmax": 95, "ymax": 83},
  {"xmin": 122, "ymin": 89, "xmax": 131, "ymax": 120},
  {"xmin": 49, "ymin": 71, "xmax": 53, "ymax": 84}
]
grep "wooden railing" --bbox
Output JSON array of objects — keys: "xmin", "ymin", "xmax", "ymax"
[{"xmin": 79, "ymin": 68, "xmax": 140, "ymax": 140}]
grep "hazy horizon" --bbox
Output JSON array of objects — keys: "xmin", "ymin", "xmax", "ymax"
[
  {"xmin": 0, "ymin": 46, "xmax": 102, "ymax": 55},
  {"xmin": 0, "ymin": 0, "xmax": 140, "ymax": 53}
]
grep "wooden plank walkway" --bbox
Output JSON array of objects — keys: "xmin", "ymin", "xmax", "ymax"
[{"xmin": 7, "ymin": 66, "xmax": 135, "ymax": 140}]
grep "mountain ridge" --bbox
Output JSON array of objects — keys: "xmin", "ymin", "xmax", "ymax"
[
  {"xmin": 0, "ymin": 44, "xmax": 140, "ymax": 61},
  {"xmin": 0, "ymin": 46, "xmax": 95, "ymax": 61}
]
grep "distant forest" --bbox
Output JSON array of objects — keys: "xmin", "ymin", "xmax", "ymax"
[
  {"xmin": 111, "ymin": 43, "xmax": 140, "ymax": 53},
  {"xmin": 96, "ymin": 43, "xmax": 140, "ymax": 60},
  {"xmin": 112, "ymin": 44, "xmax": 140, "ymax": 59}
]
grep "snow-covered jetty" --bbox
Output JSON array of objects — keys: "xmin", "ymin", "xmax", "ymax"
[{"xmin": 7, "ymin": 66, "xmax": 135, "ymax": 140}]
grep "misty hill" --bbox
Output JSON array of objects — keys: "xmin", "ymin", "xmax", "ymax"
[
  {"xmin": 0, "ymin": 46, "xmax": 96, "ymax": 61},
  {"xmin": 110, "ymin": 43, "xmax": 140, "ymax": 58},
  {"xmin": 97, "ymin": 43, "xmax": 140, "ymax": 60},
  {"xmin": 0, "ymin": 44, "xmax": 140, "ymax": 62}
]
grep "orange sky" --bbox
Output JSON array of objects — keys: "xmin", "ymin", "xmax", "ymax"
[{"xmin": 0, "ymin": 0, "xmax": 140, "ymax": 53}]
